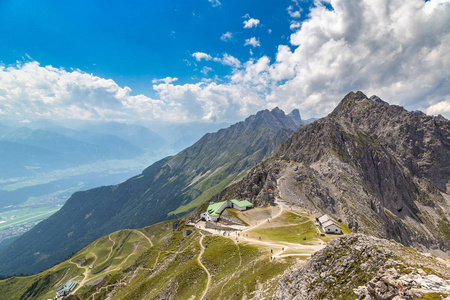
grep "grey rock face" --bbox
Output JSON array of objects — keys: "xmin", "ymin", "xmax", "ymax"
[
  {"xmin": 275, "ymin": 234, "xmax": 450, "ymax": 300},
  {"xmin": 225, "ymin": 91, "xmax": 450, "ymax": 253}
]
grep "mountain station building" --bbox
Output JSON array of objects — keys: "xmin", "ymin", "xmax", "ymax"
[
  {"xmin": 56, "ymin": 280, "xmax": 77, "ymax": 298},
  {"xmin": 201, "ymin": 199, "xmax": 253, "ymax": 222},
  {"xmin": 316, "ymin": 213, "xmax": 342, "ymax": 234}
]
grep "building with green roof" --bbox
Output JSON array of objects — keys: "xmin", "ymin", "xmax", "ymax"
[
  {"xmin": 201, "ymin": 199, "xmax": 253, "ymax": 222},
  {"xmin": 230, "ymin": 199, "xmax": 253, "ymax": 210},
  {"xmin": 56, "ymin": 280, "xmax": 77, "ymax": 297}
]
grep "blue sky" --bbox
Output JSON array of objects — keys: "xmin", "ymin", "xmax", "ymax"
[
  {"xmin": 0, "ymin": 0, "xmax": 310, "ymax": 96},
  {"xmin": 0, "ymin": 0, "xmax": 449, "ymax": 124}
]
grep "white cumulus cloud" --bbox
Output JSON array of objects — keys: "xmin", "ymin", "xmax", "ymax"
[
  {"xmin": 208, "ymin": 0, "xmax": 221, "ymax": 7},
  {"xmin": 287, "ymin": 5, "xmax": 301, "ymax": 18},
  {"xmin": 220, "ymin": 31, "xmax": 233, "ymax": 42},
  {"xmin": 213, "ymin": 54, "xmax": 241, "ymax": 68},
  {"xmin": 243, "ymin": 18, "xmax": 260, "ymax": 29},
  {"xmin": 427, "ymin": 100, "xmax": 450, "ymax": 115},
  {"xmin": 152, "ymin": 77, "xmax": 178, "ymax": 84},
  {"xmin": 0, "ymin": 62, "xmax": 166, "ymax": 122},
  {"xmin": 192, "ymin": 52, "xmax": 212, "ymax": 61},
  {"xmin": 244, "ymin": 37, "xmax": 261, "ymax": 47}
]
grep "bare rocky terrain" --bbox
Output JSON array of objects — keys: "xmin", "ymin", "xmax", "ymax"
[
  {"xmin": 221, "ymin": 91, "xmax": 450, "ymax": 255},
  {"xmin": 276, "ymin": 234, "xmax": 450, "ymax": 300}
]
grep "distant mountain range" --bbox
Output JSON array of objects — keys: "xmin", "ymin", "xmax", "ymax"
[{"xmin": 0, "ymin": 107, "xmax": 303, "ymax": 275}]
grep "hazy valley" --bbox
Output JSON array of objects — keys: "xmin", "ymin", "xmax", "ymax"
[{"xmin": 0, "ymin": 121, "xmax": 229, "ymax": 251}]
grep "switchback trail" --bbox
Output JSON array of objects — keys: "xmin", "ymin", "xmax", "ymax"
[
  {"xmin": 134, "ymin": 229, "xmax": 153, "ymax": 247},
  {"xmin": 106, "ymin": 234, "xmax": 116, "ymax": 261}
]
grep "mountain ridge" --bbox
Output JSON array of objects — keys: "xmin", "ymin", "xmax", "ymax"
[
  {"xmin": 0, "ymin": 107, "xmax": 302, "ymax": 276},
  {"xmin": 217, "ymin": 91, "xmax": 450, "ymax": 255}
]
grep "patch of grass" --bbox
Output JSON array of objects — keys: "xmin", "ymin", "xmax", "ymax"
[
  {"xmin": 0, "ymin": 225, "xmax": 155, "ymax": 300},
  {"xmin": 339, "ymin": 222, "xmax": 352, "ymax": 234},
  {"xmin": 413, "ymin": 293, "xmax": 450, "ymax": 300},
  {"xmin": 252, "ymin": 220, "xmax": 319, "ymax": 244},
  {"xmin": 282, "ymin": 211, "xmax": 310, "ymax": 224},
  {"xmin": 437, "ymin": 219, "xmax": 450, "ymax": 241}
]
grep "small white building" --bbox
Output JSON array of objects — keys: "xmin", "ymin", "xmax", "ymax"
[
  {"xmin": 317, "ymin": 213, "xmax": 342, "ymax": 234},
  {"xmin": 321, "ymin": 219, "xmax": 342, "ymax": 234}
]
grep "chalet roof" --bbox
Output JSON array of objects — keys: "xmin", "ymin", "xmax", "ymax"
[
  {"xmin": 318, "ymin": 215, "xmax": 330, "ymax": 224},
  {"xmin": 230, "ymin": 199, "xmax": 253, "ymax": 207},
  {"xmin": 207, "ymin": 201, "xmax": 226, "ymax": 216},
  {"xmin": 322, "ymin": 219, "xmax": 339, "ymax": 229},
  {"xmin": 315, "ymin": 212, "xmax": 324, "ymax": 219}
]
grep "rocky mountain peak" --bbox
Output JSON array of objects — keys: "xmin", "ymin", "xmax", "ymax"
[
  {"xmin": 369, "ymin": 94, "xmax": 387, "ymax": 104},
  {"xmin": 288, "ymin": 108, "xmax": 303, "ymax": 126},
  {"xmin": 222, "ymin": 92, "xmax": 450, "ymax": 255},
  {"xmin": 243, "ymin": 106, "xmax": 302, "ymax": 132}
]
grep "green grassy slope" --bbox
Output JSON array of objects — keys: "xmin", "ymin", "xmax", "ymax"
[
  {"xmin": 0, "ymin": 108, "xmax": 300, "ymax": 276},
  {"xmin": 3, "ymin": 203, "xmax": 448, "ymax": 300},
  {"xmin": 0, "ymin": 223, "xmax": 165, "ymax": 300}
]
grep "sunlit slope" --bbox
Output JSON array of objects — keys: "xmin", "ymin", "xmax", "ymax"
[
  {"xmin": 0, "ymin": 203, "xmax": 320, "ymax": 300},
  {"xmin": 0, "ymin": 223, "xmax": 169, "ymax": 300},
  {"xmin": 0, "ymin": 107, "xmax": 301, "ymax": 276}
]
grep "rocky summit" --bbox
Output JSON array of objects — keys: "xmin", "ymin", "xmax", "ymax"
[{"xmin": 221, "ymin": 91, "xmax": 450, "ymax": 255}]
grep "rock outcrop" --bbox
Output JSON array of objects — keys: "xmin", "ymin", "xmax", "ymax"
[{"xmin": 275, "ymin": 234, "xmax": 450, "ymax": 300}]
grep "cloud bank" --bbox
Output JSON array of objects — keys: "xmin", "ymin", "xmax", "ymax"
[{"xmin": 1, "ymin": 0, "xmax": 449, "ymax": 124}]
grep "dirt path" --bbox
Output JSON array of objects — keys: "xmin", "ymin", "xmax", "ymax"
[
  {"xmin": 153, "ymin": 252, "xmax": 161, "ymax": 268},
  {"xmin": 197, "ymin": 233, "xmax": 212, "ymax": 300},
  {"xmin": 242, "ymin": 201, "xmax": 284, "ymax": 232},
  {"xmin": 123, "ymin": 242, "xmax": 139, "ymax": 265},
  {"xmin": 199, "ymin": 199, "xmax": 325, "ymax": 260},
  {"xmin": 134, "ymin": 229, "xmax": 153, "ymax": 247},
  {"xmin": 53, "ymin": 268, "xmax": 70, "ymax": 288},
  {"xmin": 70, "ymin": 251, "xmax": 98, "ymax": 294},
  {"xmin": 106, "ymin": 234, "xmax": 116, "ymax": 261}
]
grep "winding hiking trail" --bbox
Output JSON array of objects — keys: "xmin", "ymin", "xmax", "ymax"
[
  {"xmin": 71, "ymin": 252, "xmax": 98, "ymax": 294},
  {"xmin": 134, "ymin": 229, "xmax": 153, "ymax": 247},
  {"xmin": 106, "ymin": 234, "xmax": 116, "ymax": 261},
  {"xmin": 71, "ymin": 234, "xmax": 117, "ymax": 295},
  {"xmin": 198, "ymin": 233, "xmax": 212, "ymax": 300}
]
